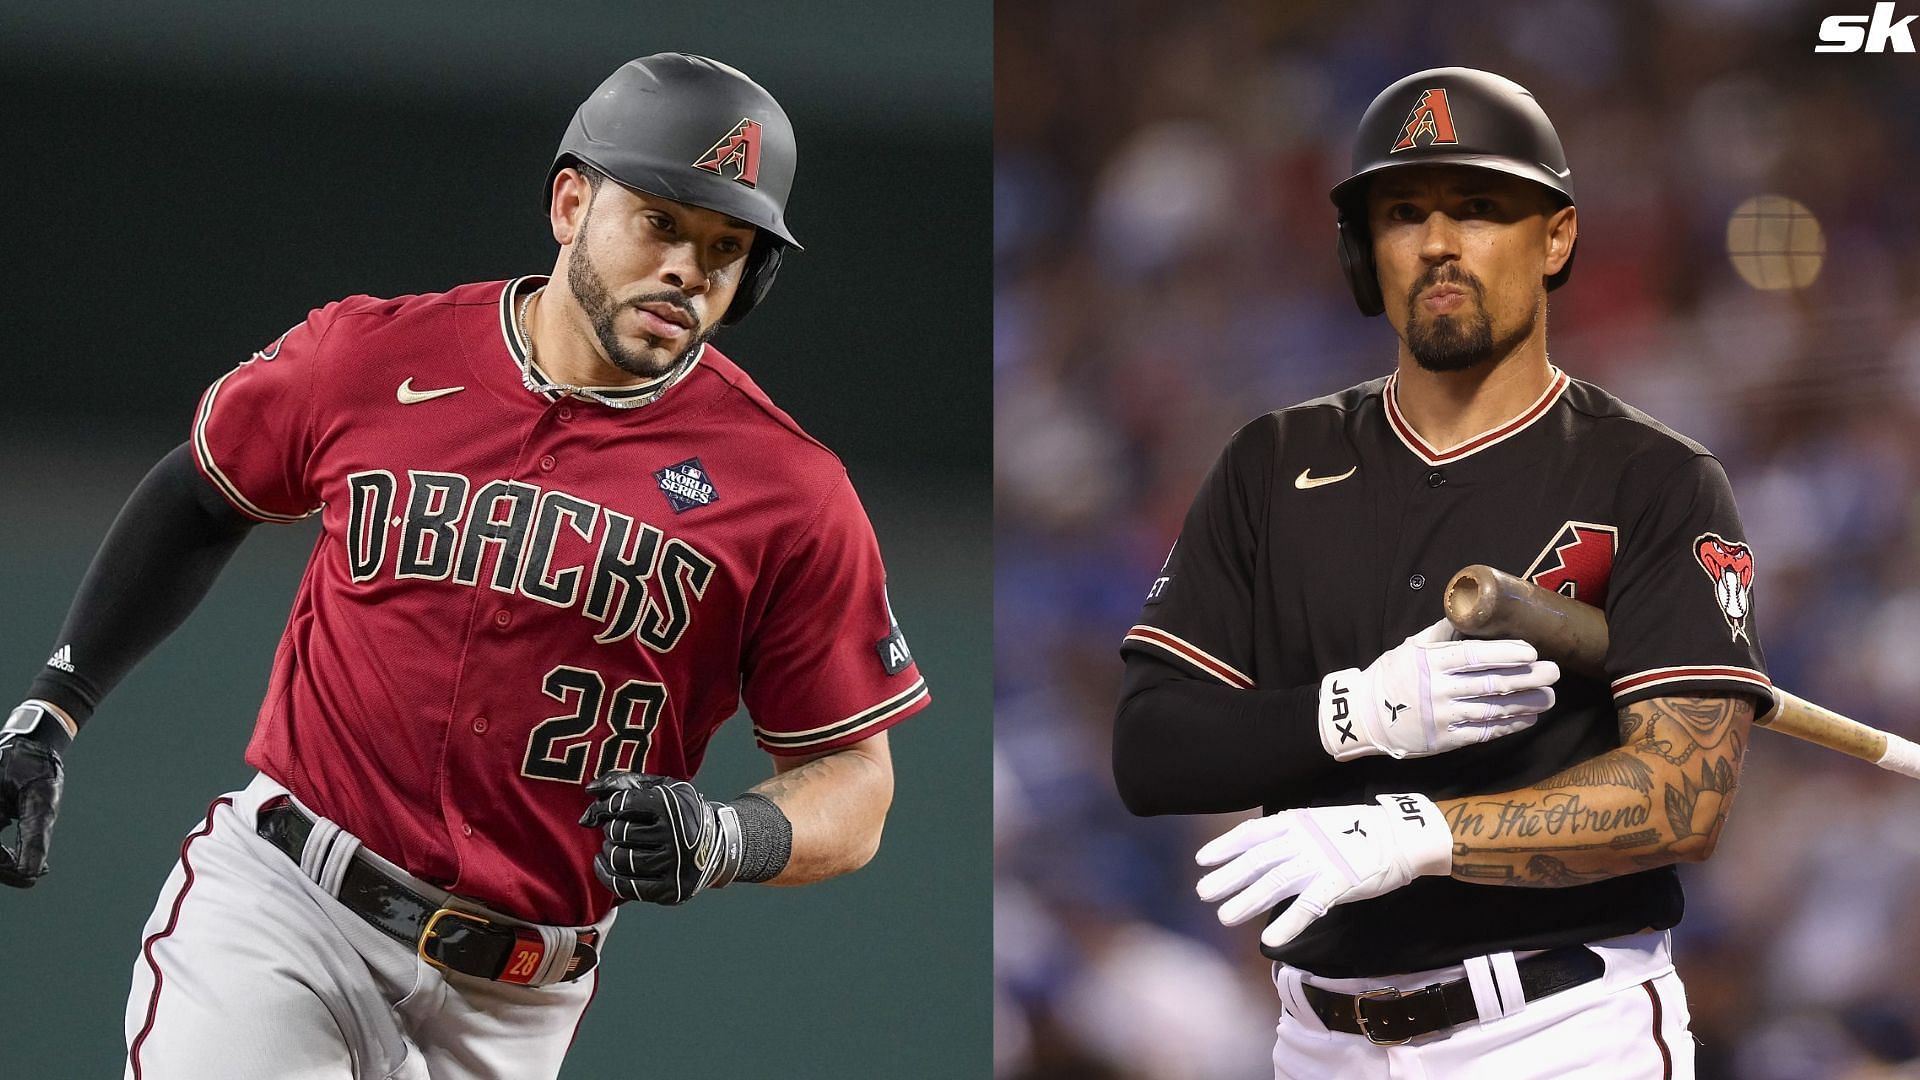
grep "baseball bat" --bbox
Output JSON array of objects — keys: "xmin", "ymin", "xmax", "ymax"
[{"xmin": 1442, "ymin": 564, "xmax": 1920, "ymax": 780}]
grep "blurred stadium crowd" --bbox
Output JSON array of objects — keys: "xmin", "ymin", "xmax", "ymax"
[{"xmin": 993, "ymin": 2, "xmax": 1920, "ymax": 1077}]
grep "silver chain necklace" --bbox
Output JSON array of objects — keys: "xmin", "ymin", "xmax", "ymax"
[{"xmin": 510, "ymin": 282, "xmax": 696, "ymax": 410}]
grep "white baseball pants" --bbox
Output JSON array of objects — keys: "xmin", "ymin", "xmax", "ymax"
[
  {"xmin": 123, "ymin": 774, "xmax": 613, "ymax": 1080},
  {"xmin": 1271, "ymin": 931, "xmax": 1694, "ymax": 1079}
]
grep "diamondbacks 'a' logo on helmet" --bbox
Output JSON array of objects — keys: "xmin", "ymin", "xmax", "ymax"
[
  {"xmin": 1390, "ymin": 88, "xmax": 1459, "ymax": 153},
  {"xmin": 1695, "ymin": 533, "xmax": 1756, "ymax": 642},
  {"xmin": 1523, "ymin": 521, "xmax": 1618, "ymax": 606},
  {"xmin": 692, "ymin": 118, "xmax": 763, "ymax": 188}
]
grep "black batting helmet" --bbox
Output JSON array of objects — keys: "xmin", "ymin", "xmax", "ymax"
[
  {"xmin": 1330, "ymin": 67, "xmax": 1575, "ymax": 317},
  {"xmin": 550, "ymin": 53, "xmax": 801, "ymax": 325}
]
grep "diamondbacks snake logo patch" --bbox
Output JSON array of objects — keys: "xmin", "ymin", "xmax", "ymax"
[{"xmin": 1694, "ymin": 533, "xmax": 1756, "ymax": 642}]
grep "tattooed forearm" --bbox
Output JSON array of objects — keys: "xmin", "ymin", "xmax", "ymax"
[
  {"xmin": 749, "ymin": 734, "xmax": 894, "ymax": 885},
  {"xmin": 1523, "ymin": 854, "xmax": 1612, "ymax": 886},
  {"xmin": 1436, "ymin": 695, "xmax": 1753, "ymax": 887},
  {"xmin": 1442, "ymin": 795, "xmax": 1651, "ymax": 840},
  {"xmin": 1455, "ymin": 853, "xmax": 1616, "ymax": 885},
  {"xmin": 1534, "ymin": 754, "xmax": 1654, "ymax": 794},
  {"xmin": 1663, "ymin": 753, "xmax": 1740, "ymax": 860},
  {"xmin": 750, "ymin": 762, "xmax": 820, "ymax": 803}
]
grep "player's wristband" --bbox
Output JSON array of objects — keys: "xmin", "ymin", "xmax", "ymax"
[
  {"xmin": 1318, "ymin": 668, "xmax": 1377, "ymax": 762},
  {"xmin": 725, "ymin": 792, "xmax": 793, "ymax": 884},
  {"xmin": 2, "ymin": 700, "xmax": 77, "ymax": 754}
]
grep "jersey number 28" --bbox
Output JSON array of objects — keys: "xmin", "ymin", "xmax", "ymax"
[{"xmin": 521, "ymin": 665, "xmax": 665, "ymax": 784}]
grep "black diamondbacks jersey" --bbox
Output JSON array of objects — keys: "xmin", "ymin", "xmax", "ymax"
[{"xmin": 1122, "ymin": 368, "xmax": 1769, "ymax": 978}]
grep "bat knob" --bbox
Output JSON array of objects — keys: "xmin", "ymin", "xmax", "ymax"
[{"xmin": 1444, "ymin": 565, "xmax": 1501, "ymax": 634}]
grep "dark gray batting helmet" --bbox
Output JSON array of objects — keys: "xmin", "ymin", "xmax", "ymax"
[
  {"xmin": 1330, "ymin": 67, "xmax": 1575, "ymax": 317},
  {"xmin": 550, "ymin": 54, "xmax": 801, "ymax": 324}
]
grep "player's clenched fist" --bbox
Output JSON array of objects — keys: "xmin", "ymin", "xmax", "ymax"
[
  {"xmin": 1318, "ymin": 618, "xmax": 1559, "ymax": 761},
  {"xmin": 579, "ymin": 773, "xmax": 745, "ymax": 905},
  {"xmin": 1196, "ymin": 793, "xmax": 1452, "ymax": 949},
  {"xmin": 579, "ymin": 771, "xmax": 797, "ymax": 907},
  {"xmin": 0, "ymin": 702, "xmax": 70, "ymax": 888}
]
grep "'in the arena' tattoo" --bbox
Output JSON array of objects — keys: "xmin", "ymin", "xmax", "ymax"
[{"xmin": 1438, "ymin": 694, "xmax": 1753, "ymax": 887}]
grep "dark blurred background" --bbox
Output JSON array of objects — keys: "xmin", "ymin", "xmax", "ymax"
[
  {"xmin": 995, "ymin": 2, "xmax": 1920, "ymax": 1078},
  {"xmin": 0, "ymin": 3, "xmax": 989, "ymax": 1076}
]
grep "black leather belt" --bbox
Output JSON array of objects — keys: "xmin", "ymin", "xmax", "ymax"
[
  {"xmin": 256, "ymin": 797, "xmax": 598, "ymax": 985},
  {"xmin": 1300, "ymin": 945, "xmax": 1603, "ymax": 1045}
]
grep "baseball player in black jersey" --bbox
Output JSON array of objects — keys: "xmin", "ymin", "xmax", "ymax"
[{"xmin": 1113, "ymin": 68, "xmax": 1769, "ymax": 1077}]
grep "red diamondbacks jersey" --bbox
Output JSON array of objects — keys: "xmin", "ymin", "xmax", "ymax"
[{"xmin": 191, "ymin": 277, "xmax": 929, "ymax": 926}]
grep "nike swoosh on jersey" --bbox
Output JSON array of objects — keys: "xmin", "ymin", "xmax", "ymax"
[
  {"xmin": 1294, "ymin": 466, "xmax": 1358, "ymax": 490},
  {"xmin": 397, "ymin": 378, "xmax": 466, "ymax": 405}
]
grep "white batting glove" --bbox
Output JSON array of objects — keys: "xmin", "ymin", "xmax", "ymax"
[
  {"xmin": 1196, "ymin": 793, "xmax": 1453, "ymax": 949},
  {"xmin": 1318, "ymin": 619, "xmax": 1559, "ymax": 761}
]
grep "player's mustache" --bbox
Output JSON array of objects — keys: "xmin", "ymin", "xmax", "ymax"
[
  {"xmin": 1407, "ymin": 266, "xmax": 1485, "ymax": 307},
  {"xmin": 625, "ymin": 291, "xmax": 700, "ymax": 327}
]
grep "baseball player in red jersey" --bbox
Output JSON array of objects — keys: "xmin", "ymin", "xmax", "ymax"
[{"xmin": 0, "ymin": 53, "xmax": 928, "ymax": 1079}]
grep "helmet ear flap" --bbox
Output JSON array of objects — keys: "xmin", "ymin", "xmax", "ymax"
[
  {"xmin": 1337, "ymin": 216, "xmax": 1384, "ymax": 317},
  {"xmin": 721, "ymin": 238, "xmax": 783, "ymax": 326}
]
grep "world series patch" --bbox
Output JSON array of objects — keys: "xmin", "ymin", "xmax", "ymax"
[{"xmin": 655, "ymin": 458, "xmax": 719, "ymax": 514}]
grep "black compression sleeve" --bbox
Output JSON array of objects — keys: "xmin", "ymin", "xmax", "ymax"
[
  {"xmin": 1112, "ymin": 653, "xmax": 1333, "ymax": 816},
  {"xmin": 24, "ymin": 444, "xmax": 256, "ymax": 729}
]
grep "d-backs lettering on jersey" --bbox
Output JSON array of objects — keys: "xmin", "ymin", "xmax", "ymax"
[
  {"xmin": 191, "ymin": 278, "xmax": 929, "ymax": 926},
  {"xmin": 1122, "ymin": 369, "xmax": 1767, "ymax": 978},
  {"xmin": 342, "ymin": 469, "xmax": 713, "ymax": 650}
]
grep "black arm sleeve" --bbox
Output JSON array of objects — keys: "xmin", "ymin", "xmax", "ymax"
[
  {"xmin": 23, "ymin": 443, "xmax": 256, "ymax": 729},
  {"xmin": 1112, "ymin": 652, "xmax": 1329, "ymax": 816}
]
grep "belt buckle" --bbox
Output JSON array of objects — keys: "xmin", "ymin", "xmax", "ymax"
[
  {"xmin": 418, "ymin": 907, "xmax": 490, "ymax": 972},
  {"xmin": 1353, "ymin": 987, "xmax": 1410, "ymax": 1046}
]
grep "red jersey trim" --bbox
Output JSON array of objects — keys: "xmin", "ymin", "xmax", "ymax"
[
  {"xmin": 1610, "ymin": 665, "xmax": 1773, "ymax": 699},
  {"xmin": 190, "ymin": 368, "xmax": 319, "ymax": 524},
  {"xmin": 756, "ymin": 676, "xmax": 929, "ymax": 751},
  {"xmin": 1122, "ymin": 625, "xmax": 1253, "ymax": 689},
  {"xmin": 1384, "ymin": 368, "xmax": 1570, "ymax": 466}
]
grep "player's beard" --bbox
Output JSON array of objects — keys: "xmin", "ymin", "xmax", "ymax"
[
  {"xmin": 1401, "ymin": 267, "xmax": 1533, "ymax": 374},
  {"xmin": 566, "ymin": 216, "xmax": 717, "ymax": 382}
]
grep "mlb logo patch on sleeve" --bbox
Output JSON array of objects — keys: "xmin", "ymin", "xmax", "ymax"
[{"xmin": 654, "ymin": 459, "xmax": 720, "ymax": 514}]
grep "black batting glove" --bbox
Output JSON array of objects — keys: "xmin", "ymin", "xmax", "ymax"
[
  {"xmin": 0, "ymin": 703, "xmax": 70, "ymax": 888},
  {"xmin": 579, "ymin": 773, "xmax": 744, "ymax": 905}
]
